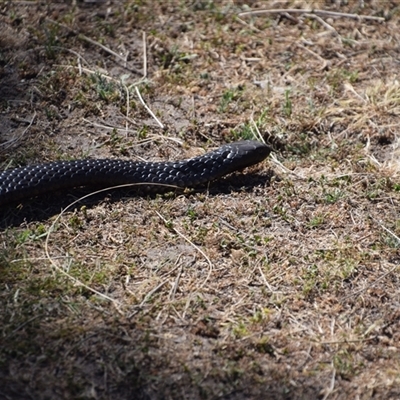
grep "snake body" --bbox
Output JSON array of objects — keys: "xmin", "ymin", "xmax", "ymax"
[{"xmin": 0, "ymin": 140, "xmax": 270, "ymax": 206}]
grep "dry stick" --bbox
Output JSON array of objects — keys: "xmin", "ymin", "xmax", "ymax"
[
  {"xmin": 379, "ymin": 222, "xmax": 400, "ymax": 244},
  {"xmin": 257, "ymin": 262, "xmax": 275, "ymax": 293},
  {"xmin": 250, "ymin": 116, "xmax": 266, "ymax": 144},
  {"xmin": 79, "ymin": 34, "xmax": 128, "ymax": 66},
  {"xmin": 238, "ymin": 8, "xmax": 385, "ymax": 22},
  {"xmin": 82, "ymin": 118, "xmax": 139, "ymax": 135},
  {"xmin": 11, "ymin": 0, "xmax": 40, "ymax": 3},
  {"xmin": 11, "ymin": 255, "xmax": 68, "ymax": 263},
  {"xmin": 124, "ymin": 82, "xmax": 130, "ymax": 135},
  {"xmin": 82, "ymin": 117, "xmax": 183, "ymax": 148},
  {"xmin": 77, "ymin": 36, "xmax": 142, "ymax": 75},
  {"xmin": 235, "ymin": 16, "xmax": 262, "ymax": 33},
  {"xmin": 304, "ymin": 13, "xmax": 338, "ymax": 35},
  {"xmin": 269, "ymin": 153, "xmax": 305, "ymax": 179},
  {"xmin": 142, "ymin": 31, "xmax": 148, "ymax": 78},
  {"xmin": 297, "ymin": 43, "xmax": 328, "ymax": 70},
  {"xmin": 170, "ymin": 305, "xmax": 188, "ymax": 324},
  {"xmin": 139, "ymin": 279, "xmax": 170, "ymax": 307},
  {"xmin": 169, "ymin": 264, "xmax": 184, "ymax": 300},
  {"xmin": 135, "ymin": 86, "xmax": 164, "ymax": 129},
  {"xmin": 77, "ymin": 52, "xmax": 82, "ymax": 75},
  {"xmin": 322, "ymin": 366, "xmax": 336, "ymax": 400},
  {"xmin": 320, "ymin": 337, "xmax": 375, "ymax": 344},
  {"xmin": 160, "ymin": 254, "xmax": 185, "ymax": 280}
]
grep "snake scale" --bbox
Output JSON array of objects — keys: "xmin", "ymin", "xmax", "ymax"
[{"xmin": 0, "ymin": 140, "xmax": 270, "ymax": 206}]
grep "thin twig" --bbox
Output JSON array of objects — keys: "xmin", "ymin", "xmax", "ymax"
[
  {"xmin": 124, "ymin": 82, "xmax": 130, "ymax": 135},
  {"xmin": 303, "ymin": 13, "xmax": 339, "ymax": 36},
  {"xmin": 139, "ymin": 279, "xmax": 169, "ymax": 307},
  {"xmin": 78, "ymin": 34, "xmax": 127, "ymax": 63},
  {"xmin": 82, "ymin": 118, "xmax": 139, "ymax": 135},
  {"xmin": 379, "ymin": 222, "xmax": 400, "ymax": 244},
  {"xmin": 320, "ymin": 337, "xmax": 376, "ymax": 345},
  {"xmin": 238, "ymin": 8, "xmax": 385, "ymax": 22},
  {"xmin": 270, "ymin": 153, "xmax": 304, "ymax": 178},
  {"xmin": 235, "ymin": 16, "xmax": 262, "ymax": 33},
  {"xmin": 297, "ymin": 43, "xmax": 328, "ymax": 70},
  {"xmin": 142, "ymin": 31, "xmax": 147, "ymax": 78},
  {"xmin": 257, "ymin": 262, "xmax": 275, "ymax": 293},
  {"xmin": 250, "ymin": 116, "xmax": 265, "ymax": 143},
  {"xmin": 322, "ymin": 366, "xmax": 336, "ymax": 400},
  {"xmin": 135, "ymin": 86, "xmax": 164, "ymax": 128},
  {"xmin": 169, "ymin": 264, "xmax": 183, "ymax": 300}
]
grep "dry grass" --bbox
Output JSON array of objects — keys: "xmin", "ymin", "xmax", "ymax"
[{"xmin": 1, "ymin": 1, "xmax": 400, "ymax": 399}]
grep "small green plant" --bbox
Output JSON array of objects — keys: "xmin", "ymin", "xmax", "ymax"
[
  {"xmin": 43, "ymin": 23, "xmax": 60, "ymax": 59},
  {"xmin": 344, "ymin": 69, "xmax": 359, "ymax": 83},
  {"xmin": 232, "ymin": 122, "xmax": 253, "ymax": 140},
  {"xmin": 283, "ymin": 89, "xmax": 292, "ymax": 117},
  {"xmin": 333, "ymin": 349, "xmax": 358, "ymax": 379},
  {"xmin": 339, "ymin": 260, "xmax": 357, "ymax": 280},
  {"xmin": 255, "ymin": 336, "xmax": 274, "ymax": 355},
  {"xmin": 101, "ymin": 22, "xmax": 115, "ymax": 37},
  {"xmin": 232, "ymin": 321, "xmax": 249, "ymax": 338},
  {"xmin": 13, "ymin": 225, "xmax": 48, "ymax": 245},
  {"xmin": 382, "ymin": 232, "xmax": 400, "ymax": 248},
  {"xmin": 272, "ymin": 204, "xmax": 289, "ymax": 221},
  {"xmin": 324, "ymin": 189, "xmax": 343, "ymax": 204},
  {"xmin": 302, "ymin": 264, "xmax": 319, "ymax": 296},
  {"xmin": 231, "ymin": 109, "xmax": 270, "ymax": 140},
  {"xmin": 68, "ymin": 214, "xmax": 83, "ymax": 231},
  {"xmin": 45, "ymin": 107, "xmax": 59, "ymax": 121},
  {"xmin": 341, "ymin": 37, "xmax": 357, "ymax": 47},
  {"xmin": 219, "ymin": 86, "xmax": 243, "ymax": 113},
  {"xmin": 199, "ymin": 71, "xmax": 209, "ymax": 79},
  {"xmin": 308, "ymin": 214, "xmax": 325, "ymax": 228},
  {"xmin": 108, "ymin": 128, "xmax": 124, "ymax": 150},
  {"xmin": 186, "ymin": 207, "xmax": 197, "ymax": 222},
  {"xmin": 15, "ymin": 229, "xmax": 33, "ymax": 245},
  {"xmin": 90, "ymin": 72, "xmax": 119, "ymax": 102},
  {"xmin": 137, "ymin": 125, "xmax": 148, "ymax": 139}
]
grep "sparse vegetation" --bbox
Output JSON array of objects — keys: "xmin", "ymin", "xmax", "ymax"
[{"xmin": 1, "ymin": 1, "xmax": 400, "ymax": 399}]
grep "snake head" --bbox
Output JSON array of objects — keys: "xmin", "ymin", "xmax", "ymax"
[{"xmin": 222, "ymin": 140, "xmax": 271, "ymax": 170}]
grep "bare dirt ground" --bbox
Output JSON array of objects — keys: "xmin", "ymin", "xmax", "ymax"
[{"xmin": 1, "ymin": 1, "xmax": 400, "ymax": 399}]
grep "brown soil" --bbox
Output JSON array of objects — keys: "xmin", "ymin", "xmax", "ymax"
[{"xmin": 1, "ymin": 1, "xmax": 400, "ymax": 399}]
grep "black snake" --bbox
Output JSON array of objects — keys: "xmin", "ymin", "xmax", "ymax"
[{"xmin": 0, "ymin": 140, "xmax": 270, "ymax": 206}]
